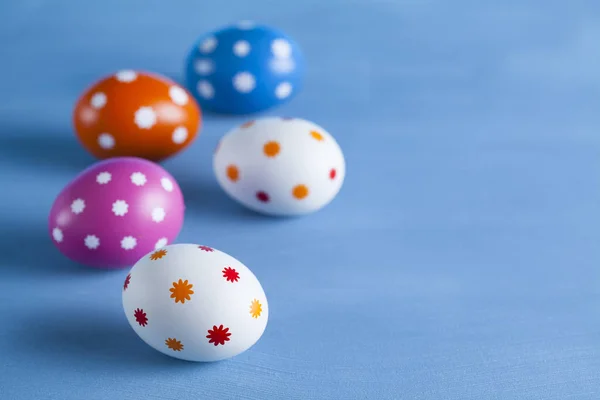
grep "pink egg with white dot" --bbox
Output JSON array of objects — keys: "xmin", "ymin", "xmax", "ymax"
[{"xmin": 48, "ymin": 157, "xmax": 185, "ymax": 269}]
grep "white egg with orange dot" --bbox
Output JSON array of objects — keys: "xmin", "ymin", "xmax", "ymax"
[
  {"xmin": 213, "ymin": 117, "xmax": 345, "ymax": 216},
  {"xmin": 122, "ymin": 243, "xmax": 268, "ymax": 362}
]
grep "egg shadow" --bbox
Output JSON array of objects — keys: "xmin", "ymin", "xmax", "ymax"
[
  {"xmin": 0, "ymin": 223, "xmax": 112, "ymax": 278},
  {"xmin": 169, "ymin": 168, "xmax": 285, "ymax": 225},
  {"xmin": 0, "ymin": 121, "xmax": 95, "ymax": 173},
  {"xmin": 17, "ymin": 309, "xmax": 205, "ymax": 370}
]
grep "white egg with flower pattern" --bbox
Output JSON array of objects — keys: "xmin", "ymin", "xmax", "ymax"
[
  {"xmin": 213, "ymin": 117, "xmax": 346, "ymax": 216},
  {"xmin": 122, "ymin": 243, "xmax": 268, "ymax": 362}
]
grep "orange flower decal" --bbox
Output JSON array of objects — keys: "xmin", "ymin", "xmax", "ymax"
[
  {"xmin": 150, "ymin": 249, "xmax": 167, "ymax": 260},
  {"xmin": 292, "ymin": 184, "xmax": 309, "ymax": 199},
  {"xmin": 310, "ymin": 131, "xmax": 324, "ymax": 141},
  {"xmin": 250, "ymin": 299, "xmax": 262, "ymax": 318},
  {"xmin": 169, "ymin": 279, "xmax": 194, "ymax": 304},
  {"xmin": 263, "ymin": 141, "xmax": 280, "ymax": 157},
  {"xmin": 226, "ymin": 165, "xmax": 239, "ymax": 182},
  {"xmin": 165, "ymin": 338, "xmax": 184, "ymax": 351}
]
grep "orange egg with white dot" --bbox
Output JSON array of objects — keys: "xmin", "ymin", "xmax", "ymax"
[
  {"xmin": 73, "ymin": 70, "xmax": 202, "ymax": 162},
  {"xmin": 213, "ymin": 117, "xmax": 345, "ymax": 216}
]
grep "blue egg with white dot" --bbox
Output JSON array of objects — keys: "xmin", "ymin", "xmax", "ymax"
[{"xmin": 184, "ymin": 21, "xmax": 305, "ymax": 115}]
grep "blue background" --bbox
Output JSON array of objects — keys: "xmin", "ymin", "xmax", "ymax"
[{"xmin": 1, "ymin": 1, "xmax": 599, "ymax": 399}]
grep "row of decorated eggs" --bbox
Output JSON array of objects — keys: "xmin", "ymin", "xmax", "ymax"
[{"xmin": 50, "ymin": 23, "xmax": 333, "ymax": 363}]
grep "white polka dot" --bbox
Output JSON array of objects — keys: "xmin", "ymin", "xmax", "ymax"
[
  {"xmin": 90, "ymin": 92, "xmax": 107, "ymax": 109},
  {"xmin": 130, "ymin": 172, "xmax": 147, "ymax": 186},
  {"xmin": 56, "ymin": 211, "xmax": 69, "ymax": 226},
  {"xmin": 169, "ymin": 86, "xmax": 189, "ymax": 106},
  {"xmin": 160, "ymin": 104, "xmax": 185, "ymax": 121},
  {"xmin": 194, "ymin": 59, "xmax": 215, "ymax": 75},
  {"xmin": 197, "ymin": 80, "xmax": 215, "ymax": 99},
  {"xmin": 233, "ymin": 72, "xmax": 256, "ymax": 93},
  {"xmin": 134, "ymin": 107, "xmax": 157, "ymax": 129},
  {"xmin": 52, "ymin": 227, "xmax": 63, "ymax": 243},
  {"xmin": 84, "ymin": 235, "xmax": 100, "ymax": 250},
  {"xmin": 271, "ymin": 39, "xmax": 292, "ymax": 58},
  {"xmin": 155, "ymin": 237, "xmax": 168, "ymax": 249},
  {"xmin": 98, "ymin": 133, "xmax": 115, "ymax": 149},
  {"xmin": 79, "ymin": 108, "xmax": 96, "ymax": 124},
  {"xmin": 275, "ymin": 82, "xmax": 293, "ymax": 99},
  {"xmin": 121, "ymin": 236, "xmax": 137, "ymax": 250},
  {"xmin": 112, "ymin": 200, "xmax": 129, "ymax": 216},
  {"xmin": 237, "ymin": 20, "xmax": 255, "ymax": 30},
  {"xmin": 96, "ymin": 172, "xmax": 112, "ymax": 184},
  {"xmin": 161, "ymin": 178, "xmax": 174, "ymax": 192},
  {"xmin": 70, "ymin": 198, "xmax": 85, "ymax": 214},
  {"xmin": 233, "ymin": 40, "xmax": 251, "ymax": 57},
  {"xmin": 172, "ymin": 127, "xmax": 188, "ymax": 144},
  {"xmin": 115, "ymin": 70, "xmax": 137, "ymax": 82},
  {"xmin": 270, "ymin": 57, "xmax": 296, "ymax": 74},
  {"xmin": 151, "ymin": 207, "xmax": 166, "ymax": 223},
  {"xmin": 200, "ymin": 37, "xmax": 217, "ymax": 53}
]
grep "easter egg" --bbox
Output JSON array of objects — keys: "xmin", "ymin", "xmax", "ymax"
[
  {"xmin": 184, "ymin": 21, "xmax": 305, "ymax": 114},
  {"xmin": 122, "ymin": 243, "xmax": 268, "ymax": 362},
  {"xmin": 48, "ymin": 157, "xmax": 185, "ymax": 269},
  {"xmin": 73, "ymin": 70, "xmax": 201, "ymax": 162},
  {"xmin": 213, "ymin": 117, "xmax": 345, "ymax": 216}
]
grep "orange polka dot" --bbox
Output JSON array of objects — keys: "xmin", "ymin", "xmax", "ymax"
[
  {"xmin": 241, "ymin": 120, "xmax": 255, "ymax": 128},
  {"xmin": 292, "ymin": 184, "xmax": 309, "ymax": 199},
  {"xmin": 226, "ymin": 165, "xmax": 239, "ymax": 182},
  {"xmin": 263, "ymin": 141, "xmax": 281, "ymax": 157},
  {"xmin": 310, "ymin": 131, "xmax": 324, "ymax": 141}
]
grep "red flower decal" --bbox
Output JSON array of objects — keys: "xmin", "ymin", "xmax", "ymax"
[
  {"xmin": 198, "ymin": 245, "xmax": 214, "ymax": 252},
  {"xmin": 256, "ymin": 191, "xmax": 270, "ymax": 203},
  {"xmin": 222, "ymin": 267, "xmax": 239, "ymax": 283},
  {"xmin": 206, "ymin": 325, "xmax": 231, "ymax": 346},
  {"xmin": 329, "ymin": 168, "xmax": 336, "ymax": 180},
  {"xmin": 123, "ymin": 274, "xmax": 131, "ymax": 291},
  {"xmin": 134, "ymin": 308, "xmax": 148, "ymax": 327}
]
